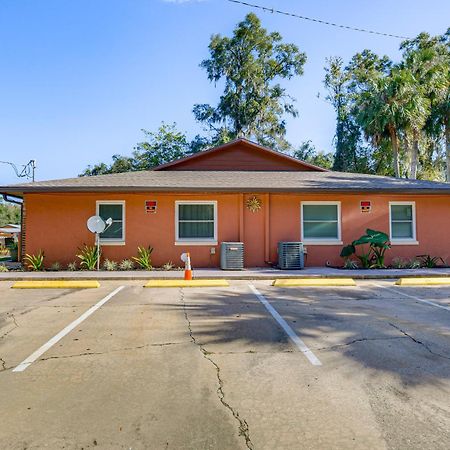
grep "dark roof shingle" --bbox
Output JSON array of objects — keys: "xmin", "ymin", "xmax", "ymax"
[{"xmin": 2, "ymin": 170, "xmax": 450, "ymax": 195}]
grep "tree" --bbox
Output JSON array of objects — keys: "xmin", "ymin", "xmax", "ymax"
[
  {"xmin": 133, "ymin": 123, "xmax": 194, "ymax": 169},
  {"xmin": 400, "ymin": 30, "xmax": 450, "ymax": 179},
  {"xmin": 0, "ymin": 202, "xmax": 20, "ymax": 226},
  {"xmin": 194, "ymin": 13, "xmax": 307, "ymax": 150},
  {"xmin": 323, "ymin": 57, "xmax": 362, "ymax": 172},
  {"xmin": 336, "ymin": 32, "xmax": 449, "ymax": 180},
  {"xmin": 292, "ymin": 141, "xmax": 334, "ymax": 170},
  {"xmin": 81, "ymin": 123, "xmax": 204, "ymax": 176},
  {"xmin": 354, "ymin": 69, "xmax": 408, "ymax": 178}
]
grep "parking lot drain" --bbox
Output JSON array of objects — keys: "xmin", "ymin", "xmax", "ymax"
[
  {"xmin": 395, "ymin": 277, "xmax": 450, "ymax": 286},
  {"xmin": 144, "ymin": 279, "xmax": 229, "ymax": 288},
  {"xmin": 273, "ymin": 278, "xmax": 356, "ymax": 287},
  {"xmin": 11, "ymin": 281, "xmax": 100, "ymax": 289}
]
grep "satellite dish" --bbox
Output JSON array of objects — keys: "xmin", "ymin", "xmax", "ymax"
[
  {"xmin": 181, "ymin": 253, "xmax": 189, "ymax": 263},
  {"xmin": 87, "ymin": 215, "xmax": 106, "ymax": 234},
  {"xmin": 105, "ymin": 217, "xmax": 113, "ymax": 226}
]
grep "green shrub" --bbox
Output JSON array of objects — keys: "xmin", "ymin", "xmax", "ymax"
[
  {"xmin": 0, "ymin": 264, "xmax": 8, "ymax": 272},
  {"xmin": 162, "ymin": 261, "xmax": 174, "ymax": 271},
  {"xmin": 103, "ymin": 259, "xmax": 118, "ymax": 271},
  {"xmin": 343, "ymin": 259, "xmax": 358, "ymax": 269},
  {"xmin": 417, "ymin": 255, "xmax": 445, "ymax": 268},
  {"xmin": 133, "ymin": 246, "xmax": 153, "ymax": 270},
  {"xmin": 77, "ymin": 245, "xmax": 100, "ymax": 271},
  {"xmin": 67, "ymin": 262, "xmax": 77, "ymax": 271},
  {"xmin": 407, "ymin": 258, "xmax": 421, "ymax": 269},
  {"xmin": 50, "ymin": 262, "xmax": 61, "ymax": 271},
  {"xmin": 24, "ymin": 250, "xmax": 45, "ymax": 271},
  {"xmin": 119, "ymin": 259, "xmax": 134, "ymax": 270},
  {"xmin": 391, "ymin": 257, "xmax": 408, "ymax": 269}
]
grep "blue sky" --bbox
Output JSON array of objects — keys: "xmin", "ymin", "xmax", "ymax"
[{"xmin": 0, "ymin": 0, "xmax": 449, "ymax": 184}]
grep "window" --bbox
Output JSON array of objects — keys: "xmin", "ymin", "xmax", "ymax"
[
  {"xmin": 389, "ymin": 202, "xmax": 416, "ymax": 243},
  {"xmin": 175, "ymin": 201, "xmax": 217, "ymax": 244},
  {"xmin": 96, "ymin": 201, "xmax": 125, "ymax": 244},
  {"xmin": 301, "ymin": 202, "xmax": 341, "ymax": 243}
]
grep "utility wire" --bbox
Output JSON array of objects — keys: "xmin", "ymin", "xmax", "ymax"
[{"xmin": 227, "ymin": 0, "xmax": 410, "ymax": 40}]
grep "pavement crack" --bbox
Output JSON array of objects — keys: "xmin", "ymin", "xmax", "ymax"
[
  {"xmin": 9, "ymin": 313, "xmax": 19, "ymax": 328},
  {"xmin": 316, "ymin": 336, "xmax": 406, "ymax": 351},
  {"xmin": 178, "ymin": 289, "xmax": 254, "ymax": 450},
  {"xmin": 389, "ymin": 323, "xmax": 450, "ymax": 361},
  {"xmin": 0, "ymin": 357, "xmax": 12, "ymax": 373},
  {"xmin": 0, "ymin": 313, "xmax": 20, "ymax": 340}
]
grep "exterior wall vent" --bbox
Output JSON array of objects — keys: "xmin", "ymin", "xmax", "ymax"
[
  {"xmin": 220, "ymin": 242, "xmax": 244, "ymax": 270},
  {"xmin": 278, "ymin": 242, "xmax": 304, "ymax": 270}
]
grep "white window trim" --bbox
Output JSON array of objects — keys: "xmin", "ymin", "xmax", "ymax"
[
  {"xmin": 300, "ymin": 201, "xmax": 342, "ymax": 245},
  {"xmin": 175, "ymin": 200, "xmax": 218, "ymax": 245},
  {"xmin": 389, "ymin": 201, "xmax": 418, "ymax": 245},
  {"xmin": 96, "ymin": 200, "xmax": 126, "ymax": 245}
]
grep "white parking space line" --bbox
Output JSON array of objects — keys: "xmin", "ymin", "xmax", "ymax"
[
  {"xmin": 248, "ymin": 284, "xmax": 322, "ymax": 366},
  {"xmin": 13, "ymin": 285, "xmax": 125, "ymax": 373},
  {"xmin": 374, "ymin": 284, "xmax": 450, "ymax": 312}
]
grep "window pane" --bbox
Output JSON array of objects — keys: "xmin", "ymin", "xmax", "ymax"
[
  {"xmin": 303, "ymin": 205, "xmax": 337, "ymax": 221},
  {"xmin": 179, "ymin": 204, "xmax": 214, "ymax": 221},
  {"xmin": 179, "ymin": 222, "xmax": 214, "ymax": 239},
  {"xmin": 392, "ymin": 222, "xmax": 413, "ymax": 239},
  {"xmin": 99, "ymin": 204, "xmax": 123, "ymax": 221},
  {"xmin": 303, "ymin": 221, "xmax": 338, "ymax": 239},
  {"xmin": 101, "ymin": 222, "xmax": 123, "ymax": 239},
  {"xmin": 391, "ymin": 205, "xmax": 412, "ymax": 221}
]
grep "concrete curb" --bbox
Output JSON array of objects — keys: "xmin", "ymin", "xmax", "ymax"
[{"xmin": 2, "ymin": 269, "xmax": 450, "ymax": 281}]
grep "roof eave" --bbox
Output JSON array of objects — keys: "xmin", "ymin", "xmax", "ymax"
[{"xmin": 4, "ymin": 186, "xmax": 450, "ymax": 195}]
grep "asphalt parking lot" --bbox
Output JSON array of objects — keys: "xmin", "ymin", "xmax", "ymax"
[{"xmin": 1, "ymin": 280, "xmax": 450, "ymax": 449}]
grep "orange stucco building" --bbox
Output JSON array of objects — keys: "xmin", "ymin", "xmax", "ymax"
[{"xmin": 2, "ymin": 139, "xmax": 450, "ymax": 268}]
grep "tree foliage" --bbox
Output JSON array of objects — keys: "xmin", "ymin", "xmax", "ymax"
[
  {"xmin": 0, "ymin": 202, "xmax": 20, "ymax": 227},
  {"xmin": 80, "ymin": 123, "xmax": 208, "ymax": 176},
  {"xmin": 193, "ymin": 13, "xmax": 307, "ymax": 151},
  {"xmin": 325, "ymin": 29, "xmax": 450, "ymax": 180},
  {"xmin": 292, "ymin": 141, "xmax": 334, "ymax": 170},
  {"xmin": 80, "ymin": 15, "xmax": 449, "ymax": 181}
]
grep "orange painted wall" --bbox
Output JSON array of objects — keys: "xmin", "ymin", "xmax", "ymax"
[{"xmin": 24, "ymin": 192, "xmax": 450, "ymax": 268}]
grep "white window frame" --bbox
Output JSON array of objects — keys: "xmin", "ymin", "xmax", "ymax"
[
  {"xmin": 175, "ymin": 200, "xmax": 218, "ymax": 245},
  {"xmin": 301, "ymin": 201, "xmax": 342, "ymax": 245},
  {"xmin": 96, "ymin": 200, "xmax": 126, "ymax": 246},
  {"xmin": 389, "ymin": 201, "xmax": 418, "ymax": 245}
]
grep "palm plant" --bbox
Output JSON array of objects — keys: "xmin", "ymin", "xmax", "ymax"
[
  {"xmin": 77, "ymin": 245, "xmax": 100, "ymax": 271},
  {"xmin": 24, "ymin": 250, "xmax": 45, "ymax": 271},
  {"xmin": 132, "ymin": 246, "xmax": 153, "ymax": 270},
  {"xmin": 401, "ymin": 30, "xmax": 450, "ymax": 179},
  {"xmin": 354, "ymin": 72, "xmax": 406, "ymax": 178}
]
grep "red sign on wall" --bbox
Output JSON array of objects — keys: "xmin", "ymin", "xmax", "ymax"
[
  {"xmin": 145, "ymin": 200, "xmax": 157, "ymax": 213},
  {"xmin": 360, "ymin": 201, "xmax": 371, "ymax": 213}
]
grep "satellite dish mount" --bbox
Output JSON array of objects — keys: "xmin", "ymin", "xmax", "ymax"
[{"xmin": 86, "ymin": 215, "xmax": 113, "ymax": 270}]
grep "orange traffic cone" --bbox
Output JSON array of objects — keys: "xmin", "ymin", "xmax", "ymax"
[{"xmin": 184, "ymin": 252, "xmax": 193, "ymax": 280}]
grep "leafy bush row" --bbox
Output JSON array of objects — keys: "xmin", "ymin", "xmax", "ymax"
[{"xmin": 24, "ymin": 245, "xmax": 155, "ymax": 271}]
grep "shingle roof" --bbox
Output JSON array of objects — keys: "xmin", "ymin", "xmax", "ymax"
[{"xmin": 2, "ymin": 170, "xmax": 450, "ymax": 195}]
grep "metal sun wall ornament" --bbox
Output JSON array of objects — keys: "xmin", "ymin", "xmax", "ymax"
[{"xmin": 246, "ymin": 196, "xmax": 262, "ymax": 213}]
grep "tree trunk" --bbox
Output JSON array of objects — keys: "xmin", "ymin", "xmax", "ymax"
[
  {"xmin": 410, "ymin": 132, "xmax": 419, "ymax": 180},
  {"xmin": 389, "ymin": 125, "xmax": 401, "ymax": 178},
  {"xmin": 445, "ymin": 118, "xmax": 450, "ymax": 182}
]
